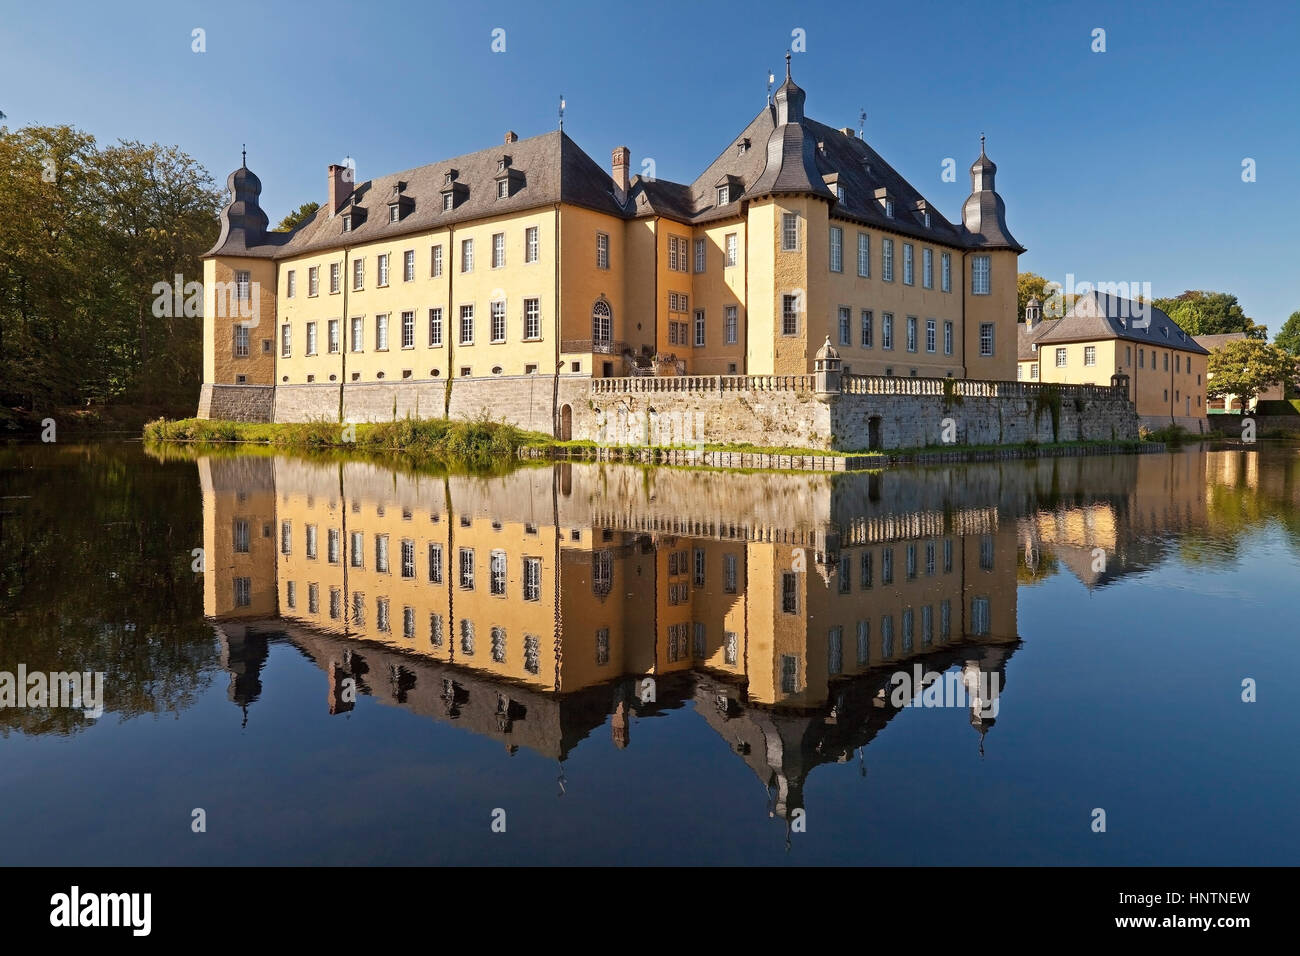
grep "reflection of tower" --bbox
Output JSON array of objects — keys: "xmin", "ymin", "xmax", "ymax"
[
  {"xmin": 962, "ymin": 645, "xmax": 1011, "ymax": 755},
  {"xmin": 611, "ymin": 682, "xmax": 630, "ymax": 749},
  {"xmin": 217, "ymin": 626, "xmax": 270, "ymax": 728}
]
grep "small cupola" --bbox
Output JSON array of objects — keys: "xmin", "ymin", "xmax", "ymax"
[
  {"xmin": 815, "ymin": 336, "xmax": 843, "ymax": 398},
  {"xmin": 205, "ymin": 147, "xmax": 270, "ymax": 254},
  {"xmin": 961, "ymin": 134, "xmax": 1024, "ymax": 250},
  {"xmin": 772, "ymin": 52, "xmax": 806, "ymax": 125},
  {"xmin": 1025, "ymin": 295, "xmax": 1042, "ymax": 329}
]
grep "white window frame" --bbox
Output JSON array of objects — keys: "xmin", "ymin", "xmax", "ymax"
[
  {"xmin": 524, "ymin": 298, "xmax": 541, "ymax": 340},
  {"xmin": 781, "ymin": 212, "xmax": 798, "ymax": 252},
  {"xmin": 491, "ymin": 300, "xmax": 506, "ymax": 343},
  {"xmin": 972, "ymin": 255, "xmax": 991, "ymax": 295},
  {"xmin": 979, "ymin": 322, "xmax": 995, "ymax": 357},
  {"xmin": 459, "ymin": 304, "xmax": 474, "ymax": 345}
]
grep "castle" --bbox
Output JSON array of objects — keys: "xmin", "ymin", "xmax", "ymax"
[{"xmin": 199, "ymin": 58, "xmax": 1136, "ymax": 448}]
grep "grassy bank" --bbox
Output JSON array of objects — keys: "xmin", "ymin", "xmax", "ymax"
[
  {"xmin": 147, "ymin": 416, "xmax": 1166, "ymax": 474},
  {"xmin": 144, "ymin": 417, "xmax": 542, "ymax": 471}
]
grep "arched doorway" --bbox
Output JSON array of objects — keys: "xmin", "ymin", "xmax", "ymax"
[
  {"xmin": 560, "ymin": 403, "xmax": 573, "ymax": 441},
  {"xmin": 592, "ymin": 299, "xmax": 612, "ymax": 352}
]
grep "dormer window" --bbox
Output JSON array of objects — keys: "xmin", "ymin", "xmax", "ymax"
[
  {"xmin": 442, "ymin": 194, "xmax": 453, "ymax": 211},
  {"xmin": 443, "ymin": 172, "xmax": 454, "ymax": 186},
  {"xmin": 717, "ymin": 186, "xmax": 729, "ymax": 206},
  {"xmin": 885, "ymin": 199, "xmax": 894, "ymax": 218},
  {"xmin": 342, "ymin": 214, "xmax": 352, "ymax": 232},
  {"xmin": 923, "ymin": 211, "xmax": 932, "ymax": 228},
  {"xmin": 737, "ymin": 138, "xmax": 750, "ymax": 154},
  {"xmin": 386, "ymin": 182, "xmax": 412, "ymax": 223},
  {"xmin": 498, "ymin": 179, "xmax": 509, "ymax": 200},
  {"xmin": 837, "ymin": 185, "xmax": 845, "ymax": 201}
]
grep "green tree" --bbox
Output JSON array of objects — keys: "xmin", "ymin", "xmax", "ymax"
[
  {"xmin": 1205, "ymin": 339, "xmax": 1296, "ymax": 405},
  {"xmin": 1273, "ymin": 311, "xmax": 1300, "ymax": 357},
  {"xmin": 1018, "ymin": 272, "xmax": 1050, "ymax": 321},
  {"xmin": 277, "ymin": 201, "xmax": 320, "ymax": 232},
  {"xmin": 1153, "ymin": 290, "xmax": 1266, "ymax": 338},
  {"xmin": 0, "ymin": 125, "xmax": 220, "ymax": 418}
]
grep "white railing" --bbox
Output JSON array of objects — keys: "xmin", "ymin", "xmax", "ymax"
[
  {"xmin": 591, "ymin": 374, "xmax": 817, "ymax": 394},
  {"xmin": 839, "ymin": 374, "xmax": 1122, "ymax": 400},
  {"xmin": 589, "ymin": 372, "xmax": 1123, "ymax": 399}
]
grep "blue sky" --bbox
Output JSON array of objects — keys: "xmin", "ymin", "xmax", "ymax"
[{"xmin": 3, "ymin": 0, "xmax": 1296, "ymax": 328}]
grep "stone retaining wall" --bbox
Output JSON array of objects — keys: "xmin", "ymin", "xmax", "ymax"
[
  {"xmin": 199, "ymin": 384, "xmax": 275, "ymax": 423},
  {"xmin": 199, "ymin": 373, "xmax": 1141, "ymax": 451}
]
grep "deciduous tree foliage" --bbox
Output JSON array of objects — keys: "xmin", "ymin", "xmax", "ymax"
[
  {"xmin": 1272, "ymin": 311, "xmax": 1300, "ymax": 357},
  {"xmin": 1206, "ymin": 338, "xmax": 1296, "ymax": 404},
  {"xmin": 0, "ymin": 125, "xmax": 222, "ymax": 417},
  {"xmin": 1153, "ymin": 290, "xmax": 1266, "ymax": 339},
  {"xmin": 276, "ymin": 201, "xmax": 320, "ymax": 232}
]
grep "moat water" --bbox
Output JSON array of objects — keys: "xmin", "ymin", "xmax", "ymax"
[{"xmin": 1, "ymin": 440, "xmax": 1297, "ymax": 865}]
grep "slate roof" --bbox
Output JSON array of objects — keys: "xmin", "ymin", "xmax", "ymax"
[
  {"xmin": 1035, "ymin": 292, "xmax": 1209, "ymax": 355},
  {"xmin": 207, "ymin": 64, "xmax": 1021, "ymax": 260},
  {"xmin": 1017, "ymin": 320, "xmax": 1054, "ymax": 360},
  {"xmin": 206, "ymin": 131, "xmax": 626, "ymax": 260},
  {"xmin": 1193, "ymin": 333, "xmax": 1247, "ymax": 352}
]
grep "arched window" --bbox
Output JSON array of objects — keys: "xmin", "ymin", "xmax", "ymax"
[{"xmin": 592, "ymin": 299, "xmax": 612, "ymax": 347}]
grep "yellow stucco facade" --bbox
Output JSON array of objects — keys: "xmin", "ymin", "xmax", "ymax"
[{"xmin": 201, "ymin": 66, "xmax": 1023, "ymax": 420}]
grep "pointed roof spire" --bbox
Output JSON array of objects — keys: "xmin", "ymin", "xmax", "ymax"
[
  {"xmin": 785, "ymin": 50, "xmax": 792, "ymax": 80},
  {"xmin": 979, "ymin": 131, "xmax": 985, "ymax": 155},
  {"xmin": 241, "ymin": 143, "xmax": 246, "ymax": 168}
]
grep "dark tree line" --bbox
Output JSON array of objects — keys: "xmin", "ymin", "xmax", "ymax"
[{"xmin": 0, "ymin": 124, "xmax": 223, "ymax": 423}]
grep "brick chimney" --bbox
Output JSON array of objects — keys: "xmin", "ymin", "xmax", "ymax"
[
  {"xmin": 504, "ymin": 130, "xmax": 518, "ymax": 144},
  {"xmin": 328, "ymin": 163, "xmax": 353, "ymax": 216},
  {"xmin": 611, "ymin": 146, "xmax": 630, "ymax": 197}
]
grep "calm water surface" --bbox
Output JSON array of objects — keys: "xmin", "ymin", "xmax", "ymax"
[{"xmin": 1, "ymin": 441, "xmax": 1297, "ymax": 865}]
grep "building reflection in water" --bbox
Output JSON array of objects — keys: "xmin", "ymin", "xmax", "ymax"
[{"xmin": 199, "ymin": 450, "xmax": 1215, "ymax": 829}]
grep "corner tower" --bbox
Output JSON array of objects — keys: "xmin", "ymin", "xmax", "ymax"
[
  {"xmin": 198, "ymin": 151, "xmax": 282, "ymax": 422},
  {"xmin": 961, "ymin": 137, "xmax": 1024, "ymax": 382}
]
